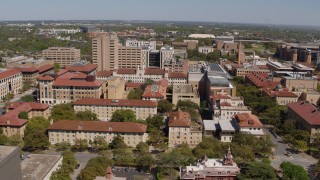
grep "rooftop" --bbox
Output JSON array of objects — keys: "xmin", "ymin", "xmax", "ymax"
[
  {"xmin": 0, "ymin": 146, "xmax": 18, "ymax": 160},
  {"xmin": 21, "ymin": 154, "xmax": 62, "ymax": 180},
  {"xmin": 235, "ymin": 113, "xmax": 263, "ymax": 128},
  {"xmin": 288, "ymin": 101, "xmax": 320, "ymax": 126},
  {"xmin": 168, "ymin": 111, "xmax": 191, "ymax": 127},
  {"xmin": 218, "ymin": 120, "xmax": 237, "ymax": 131},
  {"xmin": 0, "ymin": 68, "xmax": 21, "ymax": 80},
  {"xmin": 173, "ymin": 84, "xmax": 195, "ymax": 94}
]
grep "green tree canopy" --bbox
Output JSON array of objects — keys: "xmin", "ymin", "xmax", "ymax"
[
  {"xmin": 280, "ymin": 161, "xmax": 309, "ymax": 180},
  {"xmin": 238, "ymin": 161, "xmax": 278, "ymax": 180},
  {"xmin": 78, "ymin": 156, "xmax": 114, "ymax": 180},
  {"xmin": 127, "ymin": 88, "xmax": 143, "ymax": 99},
  {"xmin": 50, "ymin": 103, "xmax": 76, "ymax": 122},
  {"xmin": 75, "ymin": 110, "xmax": 98, "ymax": 121},
  {"xmin": 20, "ymin": 94, "xmax": 34, "ymax": 102},
  {"xmin": 18, "ymin": 111, "xmax": 29, "ymax": 119},
  {"xmin": 157, "ymin": 99, "xmax": 174, "ymax": 113},
  {"xmin": 23, "ymin": 116, "xmax": 50, "ymax": 150},
  {"xmin": 111, "ymin": 109, "xmax": 136, "ymax": 122},
  {"xmin": 146, "ymin": 115, "xmax": 164, "ymax": 132},
  {"xmin": 109, "ymin": 136, "xmax": 128, "ymax": 149}
]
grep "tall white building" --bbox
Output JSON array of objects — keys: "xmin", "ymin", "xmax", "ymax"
[{"xmin": 125, "ymin": 39, "xmax": 157, "ymax": 50}]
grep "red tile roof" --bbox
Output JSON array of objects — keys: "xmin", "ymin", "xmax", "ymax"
[
  {"xmin": 245, "ymin": 72, "xmax": 280, "ymax": 88},
  {"xmin": 168, "ymin": 111, "xmax": 191, "ymax": 127},
  {"xmin": 0, "ymin": 102, "xmax": 48, "ymax": 127},
  {"xmin": 0, "ymin": 68, "xmax": 21, "ymax": 80},
  {"xmin": 74, "ymin": 98, "xmax": 158, "ymax": 107},
  {"xmin": 19, "ymin": 67, "xmax": 38, "ymax": 73},
  {"xmin": 116, "ymin": 68, "xmax": 136, "ymax": 74},
  {"xmin": 37, "ymin": 75, "xmax": 54, "ymax": 81},
  {"xmin": 56, "ymin": 69, "xmax": 68, "ymax": 76},
  {"xmin": 144, "ymin": 68, "xmax": 165, "ymax": 75},
  {"xmin": 0, "ymin": 117, "xmax": 27, "ymax": 127},
  {"xmin": 288, "ymin": 102, "xmax": 320, "ymax": 126},
  {"xmin": 47, "ymin": 120, "xmax": 147, "ymax": 133},
  {"xmin": 220, "ymin": 102, "xmax": 231, "ymax": 106},
  {"xmin": 126, "ymin": 82, "xmax": 143, "ymax": 88},
  {"xmin": 262, "ymin": 87, "xmax": 298, "ymax": 98},
  {"xmin": 213, "ymin": 94, "xmax": 231, "ymax": 102},
  {"xmin": 142, "ymin": 79, "xmax": 168, "ymax": 99},
  {"xmin": 38, "ymin": 64, "xmax": 54, "ymax": 74},
  {"xmin": 97, "ymin": 71, "xmax": 113, "ymax": 77},
  {"xmin": 53, "ymin": 79, "xmax": 103, "ymax": 87},
  {"xmin": 66, "ymin": 64, "xmax": 97, "ymax": 73},
  {"xmin": 5, "ymin": 102, "xmax": 49, "ymax": 110},
  {"xmin": 168, "ymin": 71, "xmax": 187, "ymax": 78},
  {"xmin": 235, "ymin": 113, "xmax": 263, "ymax": 128}
]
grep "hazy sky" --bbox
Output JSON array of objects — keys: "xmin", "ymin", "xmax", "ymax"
[{"xmin": 1, "ymin": 0, "xmax": 319, "ymax": 26}]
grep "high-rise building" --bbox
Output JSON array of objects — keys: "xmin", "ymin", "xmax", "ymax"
[
  {"xmin": 42, "ymin": 47, "xmax": 80, "ymax": 67},
  {"xmin": 160, "ymin": 46, "xmax": 174, "ymax": 68},
  {"xmin": 92, "ymin": 35, "xmax": 119, "ymax": 71},
  {"xmin": 125, "ymin": 39, "xmax": 156, "ymax": 50},
  {"xmin": 118, "ymin": 46, "xmax": 142, "ymax": 69}
]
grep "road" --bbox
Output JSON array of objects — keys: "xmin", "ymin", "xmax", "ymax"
[
  {"xmin": 70, "ymin": 152, "xmax": 98, "ymax": 180},
  {"xmin": 267, "ymin": 130, "xmax": 318, "ymax": 171}
]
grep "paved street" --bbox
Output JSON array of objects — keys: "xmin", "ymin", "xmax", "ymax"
[
  {"xmin": 71, "ymin": 152, "xmax": 98, "ymax": 180},
  {"xmin": 267, "ymin": 130, "xmax": 318, "ymax": 171}
]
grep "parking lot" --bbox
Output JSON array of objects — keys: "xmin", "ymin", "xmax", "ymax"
[{"xmin": 112, "ymin": 166, "xmax": 154, "ymax": 180}]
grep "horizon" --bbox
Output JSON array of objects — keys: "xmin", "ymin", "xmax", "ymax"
[{"xmin": 1, "ymin": 0, "xmax": 320, "ymax": 27}]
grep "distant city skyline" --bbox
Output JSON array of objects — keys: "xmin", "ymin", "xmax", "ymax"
[{"xmin": 1, "ymin": 0, "xmax": 320, "ymax": 26}]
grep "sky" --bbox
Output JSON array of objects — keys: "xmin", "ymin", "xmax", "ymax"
[{"xmin": 0, "ymin": 0, "xmax": 320, "ymax": 26}]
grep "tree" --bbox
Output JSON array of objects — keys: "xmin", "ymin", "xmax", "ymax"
[
  {"xmin": 22, "ymin": 81, "xmax": 32, "ymax": 91},
  {"xmin": 111, "ymin": 109, "xmax": 136, "ymax": 122},
  {"xmin": 157, "ymin": 99, "xmax": 174, "ymax": 113},
  {"xmin": 109, "ymin": 136, "xmax": 127, "ymax": 150},
  {"xmin": 78, "ymin": 156, "xmax": 114, "ymax": 180},
  {"xmin": 3, "ymin": 93, "xmax": 14, "ymax": 101},
  {"xmin": 54, "ymin": 63, "xmax": 61, "ymax": 72},
  {"xmin": 280, "ymin": 162, "xmax": 309, "ymax": 180},
  {"xmin": 127, "ymin": 88, "xmax": 143, "ymax": 99},
  {"xmin": 50, "ymin": 103, "xmax": 76, "ymax": 122},
  {"xmin": 72, "ymin": 139, "xmax": 88, "ymax": 152},
  {"xmin": 90, "ymin": 136, "xmax": 108, "ymax": 152},
  {"xmin": 135, "ymin": 142, "xmax": 149, "ymax": 155},
  {"xmin": 54, "ymin": 142, "xmax": 71, "ymax": 151},
  {"xmin": 23, "ymin": 116, "xmax": 50, "ymax": 150},
  {"xmin": 18, "ymin": 111, "xmax": 29, "ymax": 119},
  {"xmin": 113, "ymin": 148, "xmax": 134, "ymax": 166},
  {"xmin": 20, "ymin": 94, "xmax": 34, "ymax": 102},
  {"xmin": 146, "ymin": 115, "xmax": 164, "ymax": 132},
  {"xmin": 238, "ymin": 161, "xmax": 277, "ymax": 180},
  {"xmin": 0, "ymin": 128, "xmax": 8, "ymax": 145},
  {"xmin": 135, "ymin": 153, "xmax": 154, "ymax": 172},
  {"xmin": 6, "ymin": 134, "xmax": 23, "ymax": 147},
  {"xmin": 76, "ymin": 110, "xmax": 98, "ymax": 121},
  {"xmin": 147, "ymin": 129, "xmax": 168, "ymax": 151}
]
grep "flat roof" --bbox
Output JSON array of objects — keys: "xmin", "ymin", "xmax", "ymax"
[
  {"xmin": 0, "ymin": 146, "xmax": 18, "ymax": 160},
  {"xmin": 203, "ymin": 120, "xmax": 217, "ymax": 131},
  {"xmin": 219, "ymin": 120, "xmax": 236, "ymax": 131},
  {"xmin": 21, "ymin": 154, "xmax": 62, "ymax": 180}
]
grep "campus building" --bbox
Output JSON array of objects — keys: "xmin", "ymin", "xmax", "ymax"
[
  {"xmin": 180, "ymin": 149, "xmax": 240, "ymax": 180},
  {"xmin": 287, "ymin": 101, "xmax": 320, "ymax": 143},
  {"xmin": 168, "ymin": 111, "xmax": 202, "ymax": 148},
  {"xmin": 73, "ymin": 98, "xmax": 157, "ymax": 121},
  {"xmin": 0, "ymin": 102, "xmax": 49, "ymax": 137},
  {"xmin": 0, "ymin": 68, "xmax": 23, "ymax": 100},
  {"xmin": 172, "ymin": 84, "xmax": 200, "ymax": 106},
  {"xmin": 42, "ymin": 47, "xmax": 81, "ymax": 67},
  {"xmin": 48, "ymin": 120, "xmax": 148, "ymax": 147},
  {"xmin": 37, "ymin": 69, "xmax": 104, "ymax": 105}
]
